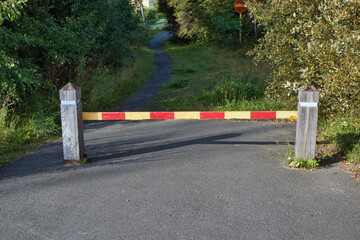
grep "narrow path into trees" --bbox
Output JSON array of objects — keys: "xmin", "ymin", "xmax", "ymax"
[{"xmin": 113, "ymin": 32, "xmax": 172, "ymax": 111}]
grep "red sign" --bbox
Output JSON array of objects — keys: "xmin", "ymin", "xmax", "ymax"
[{"xmin": 234, "ymin": 0, "xmax": 247, "ymax": 13}]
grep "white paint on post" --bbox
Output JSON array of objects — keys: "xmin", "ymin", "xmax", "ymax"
[
  {"xmin": 299, "ymin": 102, "xmax": 318, "ymax": 107},
  {"xmin": 60, "ymin": 83, "xmax": 85, "ymax": 165},
  {"xmin": 295, "ymin": 85, "xmax": 319, "ymax": 161}
]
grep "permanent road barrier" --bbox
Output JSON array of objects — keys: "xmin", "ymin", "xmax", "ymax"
[{"xmin": 59, "ymin": 83, "xmax": 319, "ymax": 165}]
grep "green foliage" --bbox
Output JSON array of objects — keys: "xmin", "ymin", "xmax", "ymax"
[
  {"xmin": 214, "ymin": 75, "xmax": 262, "ymax": 102},
  {"xmin": 165, "ymin": 79, "xmax": 190, "ymax": 89},
  {"xmin": 0, "ymin": 94, "xmax": 60, "ymax": 167},
  {"xmin": 283, "ymin": 146, "xmax": 320, "ymax": 170},
  {"xmin": 319, "ymin": 115, "xmax": 360, "ymax": 163},
  {"xmin": 307, "ymin": 159, "xmax": 320, "ymax": 168},
  {"xmin": 157, "ymin": 0, "xmax": 179, "ymax": 35},
  {"xmin": 0, "ymin": 43, "xmax": 155, "ymax": 167},
  {"xmin": 247, "ymin": 0, "xmax": 360, "ymax": 115},
  {"xmin": 0, "ymin": 1, "xmax": 152, "ymax": 167},
  {"xmin": 197, "ymin": 74, "xmax": 263, "ymax": 107},
  {"xmin": 0, "ymin": 0, "xmax": 143, "ymax": 107},
  {"xmin": 347, "ymin": 143, "xmax": 360, "ymax": 164},
  {"xmin": 81, "ymin": 48, "xmax": 154, "ymax": 112},
  {"xmin": 158, "ymin": 0, "xmax": 257, "ymax": 44},
  {"xmin": 0, "ymin": 0, "xmax": 28, "ymax": 24},
  {"xmin": 136, "ymin": 6, "xmax": 163, "ymax": 21},
  {"xmin": 155, "ymin": 41, "xmax": 285, "ymax": 111}
]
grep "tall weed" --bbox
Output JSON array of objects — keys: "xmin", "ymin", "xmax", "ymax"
[
  {"xmin": 199, "ymin": 74, "xmax": 263, "ymax": 106},
  {"xmin": 319, "ymin": 115, "xmax": 360, "ymax": 163},
  {"xmin": 0, "ymin": 93, "xmax": 60, "ymax": 166}
]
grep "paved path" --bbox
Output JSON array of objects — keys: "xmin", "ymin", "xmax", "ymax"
[
  {"xmin": 1, "ymin": 34, "xmax": 359, "ymax": 240},
  {"xmin": 113, "ymin": 32, "xmax": 172, "ymax": 111},
  {"xmin": 1, "ymin": 121, "xmax": 359, "ymax": 239}
]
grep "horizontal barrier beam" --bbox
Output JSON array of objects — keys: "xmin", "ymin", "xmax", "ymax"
[{"xmin": 83, "ymin": 111, "xmax": 297, "ymax": 121}]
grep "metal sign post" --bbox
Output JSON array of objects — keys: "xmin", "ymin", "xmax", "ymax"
[{"xmin": 234, "ymin": 0, "xmax": 247, "ymax": 43}]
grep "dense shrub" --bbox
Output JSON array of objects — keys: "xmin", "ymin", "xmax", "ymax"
[
  {"xmin": 158, "ymin": 0, "xmax": 257, "ymax": 44},
  {"xmin": 246, "ymin": 0, "xmax": 360, "ymax": 115},
  {"xmin": 157, "ymin": 0, "xmax": 179, "ymax": 36},
  {"xmin": 0, "ymin": 0, "xmax": 142, "ymax": 107}
]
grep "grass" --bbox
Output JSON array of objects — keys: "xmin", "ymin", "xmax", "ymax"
[
  {"xmin": 80, "ymin": 47, "xmax": 154, "ymax": 112},
  {"xmin": 154, "ymin": 41, "xmax": 292, "ymax": 111},
  {"xmin": 318, "ymin": 115, "xmax": 360, "ymax": 172},
  {"xmin": 147, "ymin": 18, "xmax": 167, "ymax": 31},
  {"xmin": 0, "ymin": 38, "xmax": 156, "ymax": 167},
  {"xmin": 0, "ymin": 94, "xmax": 61, "ymax": 167}
]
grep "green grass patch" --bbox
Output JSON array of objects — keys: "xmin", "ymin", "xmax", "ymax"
[
  {"xmin": 154, "ymin": 41, "xmax": 290, "ymax": 111},
  {"xmin": 0, "ymin": 94, "xmax": 61, "ymax": 167},
  {"xmin": 148, "ymin": 18, "xmax": 167, "ymax": 31},
  {"xmin": 319, "ymin": 115, "xmax": 360, "ymax": 164},
  {"xmin": 80, "ymin": 47, "xmax": 154, "ymax": 111}
]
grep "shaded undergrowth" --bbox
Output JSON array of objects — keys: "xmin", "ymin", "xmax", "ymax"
[{"xmin": 0, "ymin": 41, "xmax": 156, "ymax": 167}]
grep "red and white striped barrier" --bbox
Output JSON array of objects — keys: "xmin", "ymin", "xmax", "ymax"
[{"xmin": 83, "ymin": 111, "xmax": 297, "ymax": 121}]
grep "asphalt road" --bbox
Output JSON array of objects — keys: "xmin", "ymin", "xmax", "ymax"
[
  {"xmin": 0, "ymin": 33, "xmax": 359, "ymax": 239},
  {"xmin": 1, "ymin": 120, "xmax": 359, "ymax": 239}
]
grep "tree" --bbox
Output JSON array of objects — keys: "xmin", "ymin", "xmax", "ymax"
[
  {"xmin": 0, "ymin": 0, "xmax": 142, "ymax": 106},
  {"xmin": 246, "ymin": 0, "xmax": 360, "ymax": 115},
  {"xmin": 158, "ymin": 0, "xmax": 255, "ymax": 44}
]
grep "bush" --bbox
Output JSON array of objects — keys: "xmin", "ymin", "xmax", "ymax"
[
  {"xmin": 0, "ymin": 0, "xmax": 143, "ymax": 107},
  {"xmin": 158, "ymin": 0, "xmax": 257, "ymax": 44},
  {"xmin": 246, "ymin": 0, "xmax": 360, "ymax": 115}
]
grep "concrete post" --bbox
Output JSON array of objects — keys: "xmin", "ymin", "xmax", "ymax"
[
  {"xmin": 295, "ymin": 84, "xmax": 319, "ymax": 161},
  {"xmin": 60, "ymin": 83, "xmax": 85, "ymax": 165}
]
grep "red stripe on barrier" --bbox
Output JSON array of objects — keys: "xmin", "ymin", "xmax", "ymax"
[
  {"xmin": 200, "ymin": 112, "xmax": 225, "ymax": 119},
  {"xmin": 102, "ymin": 112, "xmax": 126, "ymax": 120},
  {"xmin": 251, "ymin": 111, "xmax": 276, "ymax": 119},
  {"xmin": 150, "ymin": 112, "xmax": 175, "ymax": 120}
]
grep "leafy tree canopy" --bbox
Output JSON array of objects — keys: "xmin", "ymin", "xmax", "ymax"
[
  {"xmin": 247, "ymin": 0, "xmax": 360, "ymax": 115},
  {"xmin": 0, "ymin": 0, "xmax": 143, "ymax": 106}
]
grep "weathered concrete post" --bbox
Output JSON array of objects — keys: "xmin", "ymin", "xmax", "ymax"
[
  {"xmin": 295, "ymin": 84, "xmax": 319, "ymax": 161},
  {"xmin": 60, "ymin": 83, "xmax": 85, "ymax": 165}
]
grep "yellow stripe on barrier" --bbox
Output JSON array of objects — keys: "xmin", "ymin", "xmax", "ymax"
[
  {"xmin": 126, "ymin": 112, "xmax": 151, "ymax": 120},
  {"xmin": 276, "ymin": 111, "xmax": 297, "ymax": 120},
  {"xmin": 82, "ymin": 111, "xmax": 298, "ymax": 121},
  {"xmin": 83, "ymin": 112, "xmax": 102, "ymax": 120},
  {"xmin": 225, "ymin": 111, "xmax": 251, "ymax": 120},
  {"xmin": 174, "ymin": 112, "xmax": 201, "ymax": 120}
]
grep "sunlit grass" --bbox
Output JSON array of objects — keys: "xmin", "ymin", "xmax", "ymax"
[
  {"xmin": 0, "ymin": 95, "xmax": 61, "ymax": 167},
  {"xmin": 154, "ymin": 41, "xmax": 287, "ymax": 111},
  {"xmin": 81, "ymin": 47, "xmax": 154, "ymax": 112}
]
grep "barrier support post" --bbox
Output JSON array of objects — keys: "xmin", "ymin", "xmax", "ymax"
[
  {"xmin": 60, "ymin": 83, "xmax": 85, "ymax": 165},
  {"xmin": 295, "ymin": 84, "xmax": 319, "ymax": 161}
]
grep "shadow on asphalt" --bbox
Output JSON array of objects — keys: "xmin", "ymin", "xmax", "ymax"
[
  {"xmin": 89, "ymin": 133, "xmax": 294, "ymax": 164},
  {"xmin": 84, "ymin": 120, "xmax": 137, "ymax": 131},
  {"xmin": 0, "ymin": 126, "xmax": 294, "ymax": 181}
]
